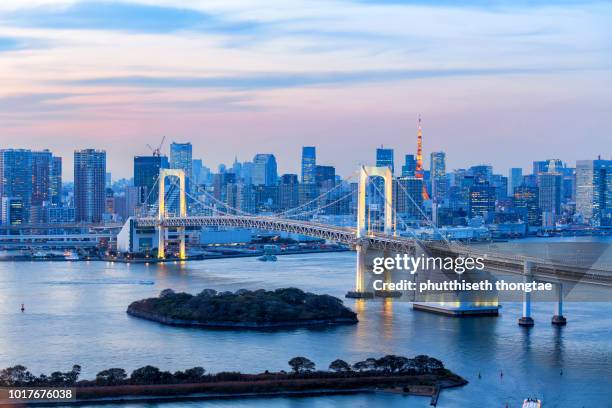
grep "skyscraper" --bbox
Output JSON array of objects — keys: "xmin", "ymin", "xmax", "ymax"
[
  {"xmin": 576, "ymin": 159, "xmax": 612, "ymax": 226},
  {"xmin": 252, "ymin": 154, "xmax": 278, "ymax": 186},
  {"xmin": 192, "ymin": 159, "xmax": 203, "ymax": 185},
  {"xmin": 469, "ymin": 184, "xmax": 496, "ymax": 218},
  {"xmin": 31, "ymin": 150, "xmax": 52, "ymax": 206},
  {"xmin": 0, "ymin": 149, "xmax": 33, "ymax": 222},
  {"xmin": 170, "ymin": 142, "xmax": 193, "ymax": 185},
  {"xmin": 513, "ymin": 185, "xmax": 541, "ymax": 226},
  {"xmin": 279, "ymin": 174, "xmax": 299, "ymax": 211},
  {"xmin": 401, "ymin": 154, "xmax": 416, "ymax": 177},
  {"xmin": 50, "ymin": 156, "xmax": 62, "ymax": 205},
  {"xmin": 533, "ymin": 159, "xmax": 564, "ymax": 176},
  {"xmin": 395, "ymin": 177, "xmax": 424, "ymax": 219},
  {"xmin": 301, "ymin": 146, "xmax": 316, "ymax": 184},
  {"xmin": 470, "ymin": 165, "xmax": 493, "ymax": 185},
  {"xmin": 74, "ymin": 149, "xmax": 106, "ymax": 223},
  {"xmin": 1, "ymin": 197, "xmax": 24, "ymax": 225},
  {"xmin": 508, "ymin": 167, "xmax": 523, "ymax": 196},
  {"xmin": 430, "ymin": 152, "xmax": 447, "ymax": 202},
  {"xmin": 538, "ymin": 172, "xmax": 562, "ymax": 217},
  {"xmin": 315, "ymin": 165, "xmax": 336, "ymax": 188},
  {"xmin": 376, "ymin": 146, "xmax": 394, "ymax": 174},
  {"xmin": 134, "ymin": 155, "xmax": 169, "ymax": 205}
]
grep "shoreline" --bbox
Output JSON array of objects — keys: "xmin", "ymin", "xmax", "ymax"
[
  {"xmin": 0, "ymin": 247, "xmax": 349, "ymax": 263},
  {"xmin": 0, "ymin": 375, "xmax": 467, "ymax": 406},
  {"xmin": 126, "ymin": 307, "xmax": 358, "ymax": 329}
]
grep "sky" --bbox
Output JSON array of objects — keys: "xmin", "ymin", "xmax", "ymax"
[{"xmin": 0, "ymin": 0, "xmax": 611, "ymax": 181}]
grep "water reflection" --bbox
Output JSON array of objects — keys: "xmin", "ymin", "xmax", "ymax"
[{"xmin": 0, "ymin": 252, "xmax": 610, "ymax": 407}]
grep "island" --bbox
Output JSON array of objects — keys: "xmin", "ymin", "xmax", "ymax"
[
  {"xmin": 0, "ymin": 355, "xmax": 467, "ymax": 405},
  {"xmin": 126, "ymin": 287, "xmax": 358, "ymax": 328}
]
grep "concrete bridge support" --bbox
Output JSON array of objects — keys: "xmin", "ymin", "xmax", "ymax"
[
  {"xmin": 552, "ymin": 282, "xmax": 567, "ymax": 326},
  {"xmin": 518, "ymin": 261, "xmax": 535, "ymax": 327},
  {"xmin": 346, "ymin": 242, "xmax": 374, "ymax": 298},
  {"xmin": 375, "ymin": 250, "xmax": 402, "ymax": 298}
]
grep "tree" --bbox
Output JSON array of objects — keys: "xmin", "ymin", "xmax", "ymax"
[
  {"xmin": 130, "ymin": 366, "xmax": 162, "ymax": 384},
  {"xmin": 376, "ymin": 355, "xmax": 409, "ymax": 374},
  {"xmin": 288, "ymin": 357, "xmax": 315, "ymax": 374},
  {"xmin": 0, "ymin": 365, "xmax": 34, "ymax": 386},
  {"xmin": 49, "ymin": 371, "xmax": 66, "ymax": 386},
  {"xmin": 64, "ymin": 365, "xmax": 81, "ymax": 385},
  {"xmin": 184, "ymin": 367, "xmax": 206, "ymax": 381},
  {"xmin": 329, "ymin": 359, "xmax": 351, "ymax": 373},
  {"xmin": 414, "ymin": 355, "xmax": 430, "ymax": 373},
  {"xmin": 96, "ymin": 368, "xmax": 127, "ymax": 385}
]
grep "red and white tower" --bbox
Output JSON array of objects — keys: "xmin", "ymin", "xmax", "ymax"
[{"xmin": 415, "ymin": 115, "xmax": 430, "ymax": 200}]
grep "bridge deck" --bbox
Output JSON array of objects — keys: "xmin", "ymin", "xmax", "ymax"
[{"xmin": 135, "ymin": 216, "xmax": 612, "ymax": 287}]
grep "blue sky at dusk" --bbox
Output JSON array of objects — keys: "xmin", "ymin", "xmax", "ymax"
[{"xmin": 0, "ymin": 0, "xmax": 610, "ymax": 180}]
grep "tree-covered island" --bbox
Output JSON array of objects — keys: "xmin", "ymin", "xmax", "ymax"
[{"xmin": 127, "ymin": 288, "xmax": 358, "ymax": 328}]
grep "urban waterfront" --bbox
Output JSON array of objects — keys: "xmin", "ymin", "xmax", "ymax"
[{"xmin": 1, "ymin": 246, "xmax": 611, "ymax": 407}]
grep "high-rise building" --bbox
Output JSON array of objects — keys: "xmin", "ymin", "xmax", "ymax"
[
  {"xmin": 134, "ymin": 155, "xmax": 169, "ymax": 205},
  {"xmin": 301, "ymin": 147, "xmax": 316, "ymax": 184},
  {"xmin": 491, "ymin": 174, "xmax": 508, "ymax": 201},
  {"xmin": 236, "ymin": 183, "xmax": 255, "ymax": 214},
  {"xmin": 533, "ymin": 160, "xmax": 549, "ymax": 176},
  {"xmin": 395, "ymin": 177, "xmax": 424, "ymax": 218},
  {"xmin": 192, "ymin": 159, "xmax": 203, "ymax": 185},
  {"xmin": 298, "ymin": 183, "xmax": 318, "ymax": 212},
  {"xmin": 576, "ymin": 159, "xmax": 612, "ymax": 226},
  {"xmin": 533, "ymin": 159, "xmax": 564, "ymax": 176},
  {"xmin": 231, "ymin": 157, "xmax": 242, "ymax": 180},
  {"xmin": 252, "ymin": 154, "xmax": 277, "ymax": 186},
  {"xmin": 538, "ymin": 172, "xmax": 562, "ymax": 217},
  {"xmin": 513, "ymin": 186, "xmax": 541, "ymax": 226},
  {"xmin": 0, "ymin": 149, "xmax": 33, "ymax": 222},
  {"xmin": 376, "ymin": 146, "xmax": 394, "ymax": 174},
  {"xmin": 170, "ymin": 142, "xmax": 193, "ymax": 185},
  {"xmin": 279, "ymin": 174, "xmax": 299, "ymax": 211},
  {"xmin": 508, "ymin": 168, "xmax": 523, "ymax": 196},
  {"xmin": 315, "ymin": 165, "xmax": 335, "ymax": 188},
  {"xmin": 31, "ymin": 150, "xmax": 52, "ymax": 206},
  {"xmin": 241, "ymin": 161, "xmax": 253, "ymax": 185},
  {"xmin": 125, "ymin": 186, "xmax": 146, "ymax": 217},
  {"xmin": 470, "ymin": 165, "xmax": 493, "ymax": 185},
  {"xmin": 401, "ymin": 154, "xmax": 416, "ymax": 177},
  {"xmin": 430, "ymin": 152, "xmax": 447, "ymax": 202},
  {"xmin": 1, "ymin": 197, "xmax": 24, "ymax": 225},
  {"xmin": 469, "ymin": 184, "xmax": 496, "ymax": 218},
  {"xmin": 74, "ymin": 149, "xmax": 106, "ymax": 223},
  {"xmin": 50, "ymin": 156, "xmax": 62, "ymax": 205}
]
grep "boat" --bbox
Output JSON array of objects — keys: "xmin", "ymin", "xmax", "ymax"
[
  {"xmin": 138, "ymin": 280, "xmax": 155, "ymax": 285},
  {"xmin": 258, "ymin": 244, "xmax": 279, "ymax": 261},
  {"xmin": 64, "ymin": 251, "xmax": 80, "ymax": 261},
  {"xmin": 523, "ymin": 398, "xmax": 542, "ymax": 408},
  {"xmin": 257, "ymin": 254, "xmax": 277, "ymax": 262}
]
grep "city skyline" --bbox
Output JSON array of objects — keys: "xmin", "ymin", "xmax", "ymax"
[{"xmin": 1, "ymin": 0, "xmax": 611, "ymax": 179}]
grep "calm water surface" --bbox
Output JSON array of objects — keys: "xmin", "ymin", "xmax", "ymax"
[{"xmin": 0, "ymin": 248, "xmax": 611, "ymax": 407}]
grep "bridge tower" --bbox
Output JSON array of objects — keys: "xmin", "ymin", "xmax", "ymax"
[
  {"xmin": 157, "ymin": 169, "xmax": 187, "ymax": 260},
  {"xmin": 348, "ymin": 166, "xmax": 394, "ymax": 298},
  {"xmin": 357, "ymin": 165, "xmax": 393, "ymax": 237}
]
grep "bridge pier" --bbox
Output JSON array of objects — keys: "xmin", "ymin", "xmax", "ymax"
[
  {"xmin": 518, "ymin": 261, "xmax": 535, "ymax": 327},
  {"xmin": 346, "ymin": 242, "xmax": 373, "ymax": 299},
  {"xmin": 375, "ymin": 250, "xmax": 402, "ymax": 298},
  {"xmin": 551, "ymin": 282, "xmax": 567, "ymax": 326},
  {"xmin": 157, "ymin": 224, "xmax": 165, "ymax": 259}
]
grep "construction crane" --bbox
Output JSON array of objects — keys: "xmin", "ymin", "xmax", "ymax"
[{"xmin": 146, "ymin": 136, "xmax": 166, "ymax": 157}]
